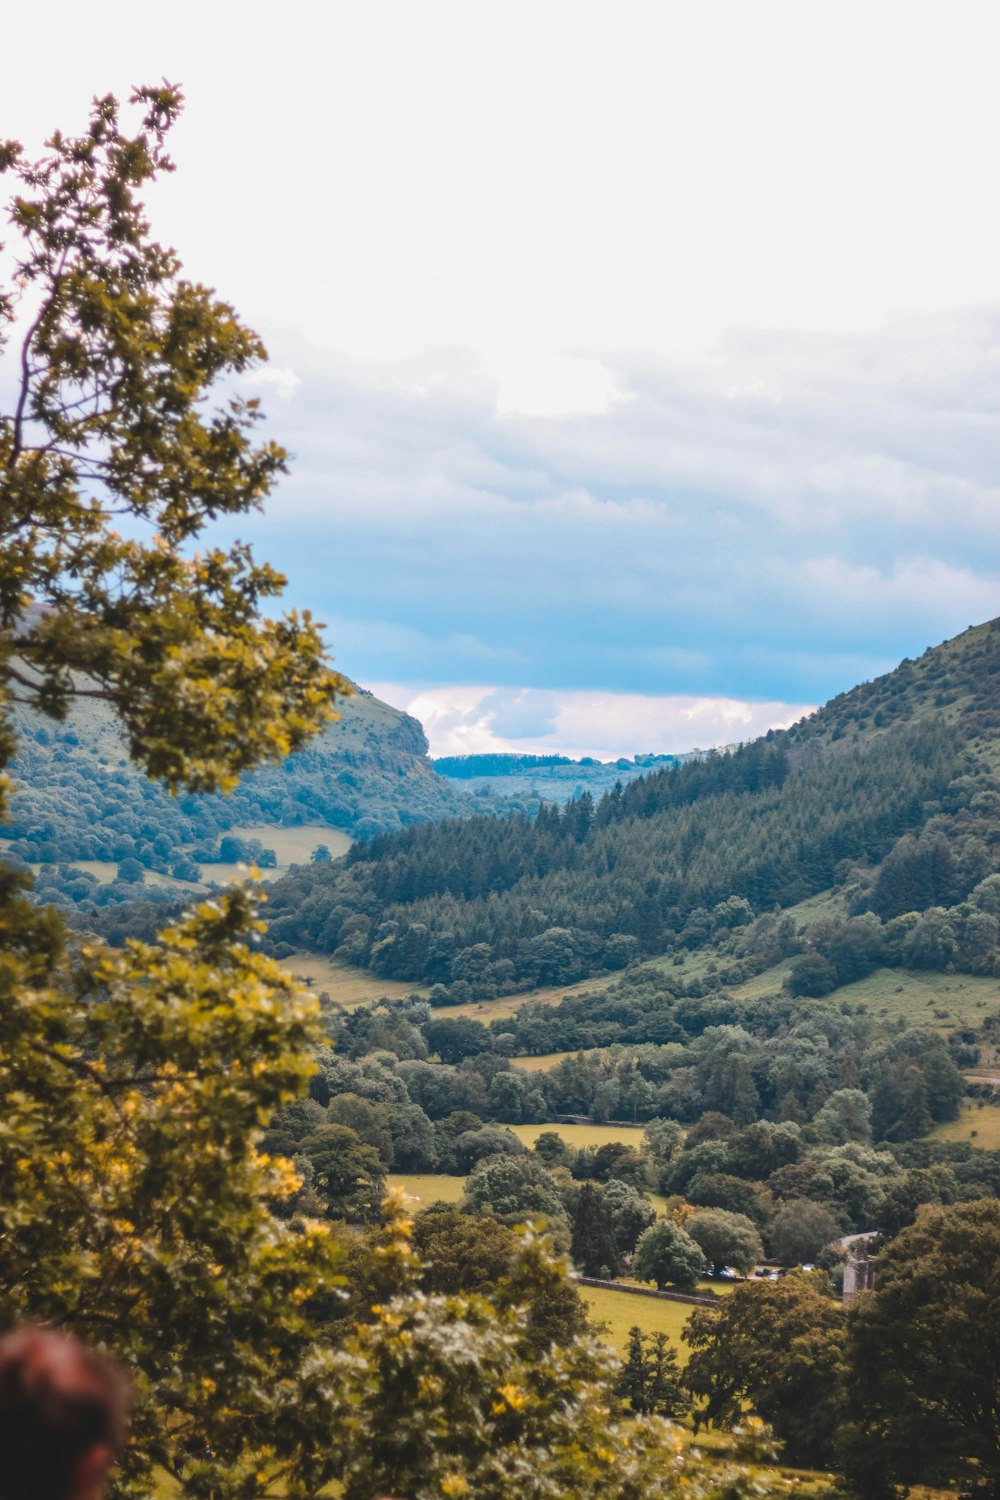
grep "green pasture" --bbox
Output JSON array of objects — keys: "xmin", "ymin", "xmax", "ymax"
[
  {"xmin": 42, "ymin": 824, "xmax": 355, "ymax": 897},
  {"xmin": 387, "ymin": 1172, "xmax": 466, "ymax": 1205},
  {"xmin": 828, "ymin": 968, "xmax": 1000, "ymax": 1028},
  {"xmin": 277, "ymin": 952, "xmax": 428, "ymax": 1007},
  {"xmin": 931, "ymin": 1098, "xmax": 1000, "ymax": 1150},
  {"xmin": 447, "ymin": 976, "xmax": 603, "ymax": 1021},
  {"xmin": 506, "ymin": 1121, "xmax": 646, "ymax": 1150},
  {"xmin": 581, "ymin": 1282, "xmax": 700, "ymax": 1357},
  {"xmin": 231, "ymin": 823, "xmax": 353, "ymax": 865},
  {"xmin": 728, "ymin": 960, "xmax": 1000, "ymax": 1028},
  {"xmin": 511, "ymin": 1050, "xmax": 580, "ymax": 1071},
  {"xmin": 729, "ymin": 961, "xmax": 795, "ymax": 1001}
]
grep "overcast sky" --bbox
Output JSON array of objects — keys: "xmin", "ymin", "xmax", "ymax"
[{"xmin": 8, "ymin": 2, "xmax": 1000, "ymax": 757}]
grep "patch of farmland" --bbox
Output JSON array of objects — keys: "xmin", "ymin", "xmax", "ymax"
[
  {"xmin": 580, "ymin": 1283, "xmax": 697, "ymax": 1356},
  {"xmin": 276, "ymin": 952, "xmax": 428, "ymax": 1007},
  {"xmin": 506, "ymin": 1122, "xmax": 646, "ymax": 1151},
  {"xmin": 387, "ymin": 1173, "xmax": 466, "ymax": 1205},
  {"xmin": 930, "ymin": 1098, "xmax": 1000, "ymax": 1150}
]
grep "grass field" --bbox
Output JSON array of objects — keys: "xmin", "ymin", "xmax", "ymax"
[
  {"xmin": 828, "ymin": 968, "xmax": 1000, "ymax": 1027},
  {"xmin": 931, "ymin": 1098, "xmax": 1000, "ymax": 1149},
  {"xmin": 387, "ymin": 1172, "xmax": 466, "ymax": 1204},
  {"xmin": 447, "ymin": 977, "xmax": 603, "ymax": 1021},
  {"xmin": 581, "ymin": 1283, "xmax": 699, "ymax": 1356},
  {"xmin": 48, "ymin": 823, "xmax": 354, "ymax": 895},
  {"xmin": 728, "ymin": 960, "xmax": 1000, "ymax": 1027},
  {"xmin": 276, "ymin": 952, "xmax": 429, "ymax": 1006},
  {"xmin": 230, "ymin": 824, "xmax": 353, "ymax": 865},
  {"xmin": 506, "ymin": 1122, "xmax": 646, "ymax": 1150},
  {"xmin": 511, "ymin": 1050, "xmax": 580, "ymax": 1071}
]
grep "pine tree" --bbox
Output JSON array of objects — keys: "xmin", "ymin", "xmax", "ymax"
[
  {"xmin": 615, "ymin": 1326, "xmax": 652, "ymax": 1412},
  {"xmin": 646, "ymin": 1332, "xmax": 690, "ymax": 1418},
  {"xmin": 571, "ymin": 1183, "xmax": 621, "ymax": 1278}
]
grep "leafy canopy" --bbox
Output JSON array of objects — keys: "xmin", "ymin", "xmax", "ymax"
[
  {"xmin": 0, "ymin": 86, "xmax": 350, "ymax": 1500},
  {"xmin": 0, "ymin": 84, "xmax": 345, "ymax": 794}
]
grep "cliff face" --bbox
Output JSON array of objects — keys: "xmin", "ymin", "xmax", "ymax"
[{"xmin": 237, "ymin": 683, "xmax": 466, "ymax": 838}]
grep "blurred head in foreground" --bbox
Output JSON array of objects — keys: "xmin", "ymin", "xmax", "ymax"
[{"xmin": 0, "ymin": 1328, "xmax": 128, "ymax": 1500}]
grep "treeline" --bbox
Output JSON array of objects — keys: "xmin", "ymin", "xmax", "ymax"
[
  {"xmin": 325, "ymin": 966, "xmax": 968, "ymax": 1139},
  {"xmin": 433, "ymin": 752, "xmax": 577, "ymax": 776},
  {"xmin": 263, "ymin": 722, "xmax": 970, "ymax": 995}
]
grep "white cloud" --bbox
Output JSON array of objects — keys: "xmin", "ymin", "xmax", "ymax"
[
  {"xmin": 369, "ymin": 682, "xmax": 814, "ymax": 761},
  {"xmin": 783, "ymin": 557, "xmax": 1000, "ymax": 624},
  {"xmin": 12, "ymin": 2, "xmax": 1000, "ymax": 417},
  {"xmin": 239, "ymin": 367, "xmax": 300, "ymax": 401}
]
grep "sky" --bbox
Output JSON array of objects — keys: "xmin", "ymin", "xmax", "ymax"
[{"xmin": 7, "ymin": 2, "xmax": 1000, "ymax": 759}]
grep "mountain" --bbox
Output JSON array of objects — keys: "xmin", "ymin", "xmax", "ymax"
[
  {"xmin": 2, "ymin": 680, "xmax": 471, "ymax": 913},
  {"xmin": 260, "ymin": 617, "xmax": 1000, "ymax": 999}
]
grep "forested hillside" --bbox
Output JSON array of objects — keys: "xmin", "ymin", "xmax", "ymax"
[
  {"xmin": 263, "ymin": 618, "xmax": 1000, "ymax": 998},
  {"xmin": 2, "ymin": 681, "xmax": 470, "ymax": 914}
]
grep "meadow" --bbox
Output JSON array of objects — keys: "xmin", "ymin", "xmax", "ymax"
[
  {"xmin": 506, "ymin": 1121, "xmax": 647, "ymax": 1150},
  {"xmin": 277, "ymin": 952, "xmax": 429, "ymax": 1006},
  {"xmin": 511, "ymin": 1050, "xmax": 579, "ymax": 1071},
  {"xmin": 387, "ymin": 1172, "xmax": 466, "ymax": 1205},
  {"xmin": 581, "ymin": 1282, "xmax": 697, "ymax": 1355},
  {"xmin": 930, "ymin": 1098, "xmax": 1000, "ymax": 1150}
]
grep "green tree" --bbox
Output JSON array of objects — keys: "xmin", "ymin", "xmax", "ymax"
[
  {"xmin": 453, "ymin": 1125, "xmax": 526, "ymax": 1173},
  {"xmin": 324, "ymin": 1092, "xmax": 394, "ymax": 1164},
  {"xmin": 642, "ymin": 1115, "xmax": 685, "ymax": 1164},
  {"xmin": 841, "ymin": 1200, "xmax": 1000, "ymax": 1498},
  {"xmin": 570, "ymin": 1184, "xmax": 620, "ymax": 1278},
  {"xmin": 686, "ymin": 1209, "xmax": 763, "ymax": 1276},
  {"xmin": 297, "ymin": 1123, "xmax": 386, "ymax": 1221},
  {"xmin": 329, "ymin": 1208, "xmax": 758, "ymax": 1500},
  {"xmin": 811, "ymin": 1087, "xmax": 873, "ymax": 1145},
  {"xmin": 683, "ymin": 1275, "xmax": 846, "ymax": 1468},
  {"xmin": 0, "ymin": 88, "xmax": 343, "ymax": 792},
  {"xmin": 461, "ymin": 1153, "xmax": 568, "ymax": 1226},
  {"xmin": 0, "ymin": 88, "xmax": 350, "ymax": 1499},
  {"xmin": 411, "ymin": 1208, "xmax": 589, "ymax": 1354},
  {"xmin": 603, "ymin": 1176, "xmax": 656, "ymax": 1254},
  {"xmin": 645, "ymin": 1331, "xmax": 690, "ymax": 1419},
  {"xmin": 633, "ymin": 1219, "xmax": 707, "ymax": 1291},
  {"xmin": 769, "ymin": 1199, "xmax": 842, "ymax": 1264},
  {"xmin": 614, "ymin": 1326, "xmax": 689, "ymax": 1418}
]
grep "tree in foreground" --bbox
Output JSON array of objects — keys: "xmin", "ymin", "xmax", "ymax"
[
  {"xmin": 0, "ymin": 90, "xmax": 344, "ymax": 789},
  {"xmin": 0, "ymin": 87, "xmax": 348, "ymax": 1498},
  {"xmin": 633, "ymin": 1218, "xmax": 707, "ymax": 1291},
  {"xmin": 841, "ymin": 1199, "xmax": 1000, "ymax": 1499},
  {"xmin": 328, "ymin": 1202, "xmax": 769, "ymax": 1500},
  {"xmin": 683, "ymin": 1274, "xmax": 846, "ymax": 1469}
]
